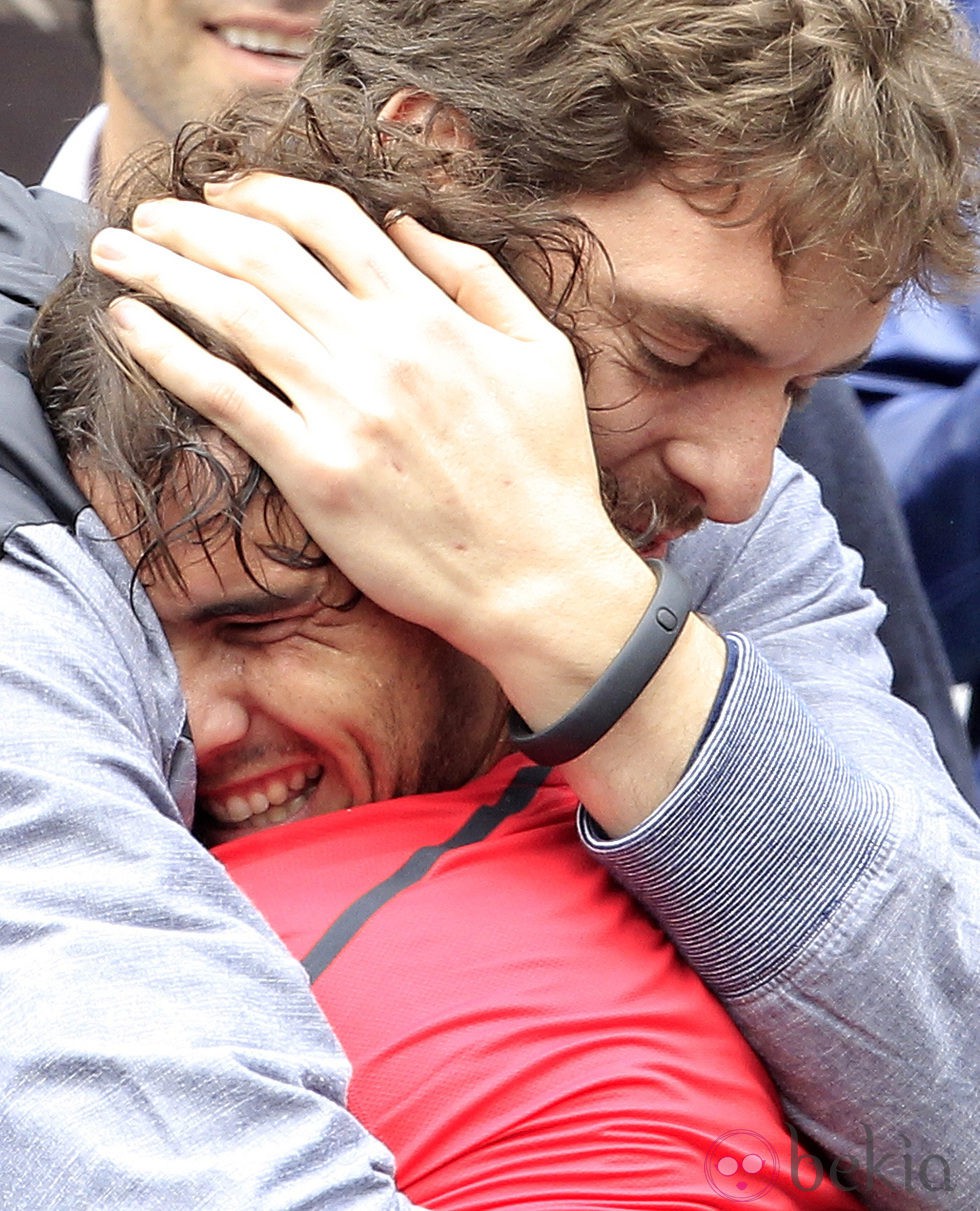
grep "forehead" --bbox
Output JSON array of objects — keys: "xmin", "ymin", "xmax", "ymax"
[
  {"xmin": 147, "ymin": 534, "xmax": 344, "ymax": 640},
  {"xmin": 158, "ymin": 524, "xmax": 316, "ymax": 605},
  {"xmin": 566, "ymin": 174, "xmax": 882, "ymax": 367},
  {"xmin": 153, "ymin": 489, "xmax": 330, "ymax": 617},
  {"xmin": 82, "ymin": 462, "xmax": 323, "ymax": 616}
]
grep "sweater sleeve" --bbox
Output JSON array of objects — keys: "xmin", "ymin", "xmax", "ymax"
[
  {"xmin": 0, "ymin": 528, "xmax": 419, "ymax": 1211},
  {"xmin": 580, "ymin": 453, "xmax": 979, "ymax": 1211}
]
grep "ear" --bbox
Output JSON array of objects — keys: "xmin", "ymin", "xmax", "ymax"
[{"xmin": 378, "ymin": 89, "xmax": 475, "ymax": 151}]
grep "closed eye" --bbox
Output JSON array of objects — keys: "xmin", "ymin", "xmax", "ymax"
[
  {"xmin": 221, "ymin": 614, "xmax": 310, "ymax": 643},
  {"xmin": 633, "ymin": 341, "xmax": 707, "ymax": 386}
]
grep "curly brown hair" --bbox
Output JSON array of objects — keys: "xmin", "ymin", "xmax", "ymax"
[
  {"xmin": 311, "ymin": 0, "xmax": 979, "ymax": 297},
  {"xmin": 30, "ymin": 96, "xmax": 594, "ymax": 588}
]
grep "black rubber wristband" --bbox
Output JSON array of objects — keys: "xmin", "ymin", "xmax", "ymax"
[{"xmin": 508, "ymin": 558, "xmax": 692, "ymax": 766}]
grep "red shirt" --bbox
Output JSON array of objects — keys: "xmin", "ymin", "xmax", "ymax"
[{"xmin": 217, "ymin": 755, "xmax": 860, "ymax": 1209}]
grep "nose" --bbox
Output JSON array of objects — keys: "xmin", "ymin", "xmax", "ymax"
[
  {"xmin": 660, "ymin": 379, "xmax": 790, "ymax": 525},
  {"xmin": 174, "ymin": 647, "xmax": 251, "ymax": 762}
]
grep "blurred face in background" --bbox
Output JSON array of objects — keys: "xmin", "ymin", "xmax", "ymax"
[{"xmin": 92, "ymin": 1, "xmax": 324, "ymax": 174}]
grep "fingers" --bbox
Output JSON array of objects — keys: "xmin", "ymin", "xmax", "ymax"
[
  {"xmin": 107, "ymin": 296, "xmax": 308, "ymax": 479},
  {"xmin": 383, "ymin": 212, "xmax": 567, "ymax": 345},
  {"xmin": 91, "ymin": 225, "xmax": 336, "ymax": 399},
  {"xmin": 200, "ymin": 173, "xmax": 447, "ymax": 302},
  {"xmin": 95, "ymin": 200, "xmax": 351, "ymax": 335},
  {"xmin": 204, "ymin": 173, "xmax": 565, "ymax": 344},
  {"xmin": 122, "ymin": 173, "xmax": 444, "ymax": 310}
]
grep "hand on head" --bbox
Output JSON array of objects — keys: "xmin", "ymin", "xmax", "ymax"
[{"xmin": 90, "ymin": 173, "xmax": 631, "ymax": 669}]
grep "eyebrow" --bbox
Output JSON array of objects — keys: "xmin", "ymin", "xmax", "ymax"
[
  {"xmin": 620, "ymin": 295, "xmax": 764, "ymax": 360},
  {"xmin": 621, "ymin": 293, "xmax": 876, "ymax": 377},
  {"xmin": 183, "ymin": 583, "xmax": 320, "ymax": 624}
]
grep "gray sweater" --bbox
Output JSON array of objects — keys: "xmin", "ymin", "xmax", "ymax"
[{"xmin": 0, "ymin": 176, "xmax": 976, "ymax": 1210}]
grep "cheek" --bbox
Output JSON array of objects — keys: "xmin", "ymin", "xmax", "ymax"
[
  {"xmin": 272, "ymin": 629, "xmax": 424, "ymax": 745},
  {"xmin": 242, "ymin": 642, "xmax": 344, "ymax": 737},
  {"xmin": 586, "ymin": 361, "xmax": 645, "ymax": 442},
  {"xmin": 378, "ymin": 632, "xmax": 484, "ymax": 741},
  {"xmin": 585, "ymin": 363, "xmax": 670, "ymax": 473}
]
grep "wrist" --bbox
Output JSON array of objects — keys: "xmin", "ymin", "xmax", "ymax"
[
  {"xmin": 472, "ymin": 541, "xmax": 660, "ymax": 733},
  {"xmin": 509, "ymin": 559, "xmax": 691, "ymax": 766}
]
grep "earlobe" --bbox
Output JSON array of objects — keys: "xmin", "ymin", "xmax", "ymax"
[{"xmin": 378, "ymin": 89, "xmax": 475, "ymax": 151}]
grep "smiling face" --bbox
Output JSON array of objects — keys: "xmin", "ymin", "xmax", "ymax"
[
  {"xmin": 94, "ymin": 1, "xmax": 324, "ymax": 176},
  {"xmin": 564, "ymin": 176, "xmax": 889, "ymax": 550},
  {"xmin": 87, "ymin": 474, "xmax": 508, "ymax": 845}
]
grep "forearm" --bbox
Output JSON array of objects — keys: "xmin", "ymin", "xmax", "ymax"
[{"xmin": 571, "ymin": 460, "xmax": 980, "ymax": 1209}]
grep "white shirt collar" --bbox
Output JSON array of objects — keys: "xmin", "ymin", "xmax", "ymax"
[{"xmin": 41, "ymin": 105, "xmax": 106, "ymax": 203}]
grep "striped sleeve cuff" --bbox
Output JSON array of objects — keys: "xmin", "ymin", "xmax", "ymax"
[{"xmin": 578, "ymin": 634, "xmax": 893, "ymax": 998}]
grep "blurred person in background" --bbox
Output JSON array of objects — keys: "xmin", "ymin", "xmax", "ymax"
[
  {"xmin": 849, "ymin": 1, "xmax": 980, "ymax": 764},
  {"xmin": 0, "ymin": 0, "xmax": 97, "ymax": 184},
  {"xmin": 42, "ymin": 0, "xmax": 325, "ymax": 199}
]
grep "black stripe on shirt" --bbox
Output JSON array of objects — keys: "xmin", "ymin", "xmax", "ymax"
[{"xmin": 302, "ymin": 762, "xmax": 551, "ymax": 981}]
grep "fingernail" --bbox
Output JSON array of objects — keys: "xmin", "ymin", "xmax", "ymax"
[
  {"xmin": 132, "ymin": 200, "xmax": 166, "ymax": 232},
  {"xmin": 107, "ymin": 298, "xmax": 141, "ymax": 330},
  {"xmin": 382, "ymin": 208, "xmax": 409, "ymax": 230},
  {"xmin": 91, "ymin": 227, "xmax": 135, "ymax": 261},
  {"xmin": 204, "ymin": 180, "xmax": 232, "ymax": 198}
]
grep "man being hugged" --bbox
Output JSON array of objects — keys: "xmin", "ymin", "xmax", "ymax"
[{"xmin": 31, "ymin": 133, "xmax": 865, "ymax": 1209}]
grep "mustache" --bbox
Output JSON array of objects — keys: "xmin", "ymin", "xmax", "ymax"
[{"xmin": 600, "ymin": 467, "xmax": 705, "ymax": 549}]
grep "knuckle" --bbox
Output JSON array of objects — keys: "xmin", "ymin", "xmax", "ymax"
[
  {"xmin": 237, "ymin": 226, "xmax": 301, "ymax": 279},
  {"xmin": 314, "ymin": 182, "xmax": 362, "ymax": 217},
  {"xmin": 214, "ymin": 280, "xmax": 269, "ymax": 337},
  {"xmin": 353, "ymin": 407, "xmax": 393, "ymax": 442},
  {"xmin": 288, "ymin": 181, "xmax": 359, "ymax": 232},
  {"xmin": 380, "ymin": 335, "xmax": 442, "ymax": 396},
  {"xmin": 455, "ymin": 244, "xmax": 498, "ymax": 278},
  {"xmin": 205, "ymin": 374, "xmax": 254, "ymax": 424},
  {"xmin": 221, "ymin": 170, "xmax": 275, "ymax": 202}
]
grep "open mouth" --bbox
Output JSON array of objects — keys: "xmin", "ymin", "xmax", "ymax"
[
  {"xmin": 207, "ymin": 24, "xmax": 314, "ymax": 63},
  {"xmin": 201, "ymin": 762, "xmax": 323, "ymax": 832}
]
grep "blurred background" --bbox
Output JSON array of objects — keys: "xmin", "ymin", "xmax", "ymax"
[{"xmin": 0, "ymin": 0, "xmax": 97, "ymax": 185}]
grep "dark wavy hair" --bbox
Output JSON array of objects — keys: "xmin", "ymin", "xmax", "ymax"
[{"xmin": 30, "ymin": 0, "xmax": 980, "ymax": 587}]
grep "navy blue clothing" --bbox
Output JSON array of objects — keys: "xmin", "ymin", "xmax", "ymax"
[
  {"xmin": 856, "ymin": 300, "xmax": 980, "ymax": 688},
  {"xmin": 849, "ymin": 0, "xmax": 980, "ymax": 703}
]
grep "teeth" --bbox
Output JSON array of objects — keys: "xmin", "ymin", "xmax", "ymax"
[
  {"xmin": 224, "ymin": 795, "xmax": 253, "ymax": 823},
  {"xmin": 205, "ymin": 765, "xmax": 323, "ymax": 826},
  {"xmin": 218, "ymin": 25, "xmax": 312, "ymax": 59},
  {"xmin": 266, "ymin": 779, "xmax": 289, "ymax": 806},
  {"xmin": 248, "ymin": 790, "xmax": 270, "ymax": 814}
]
